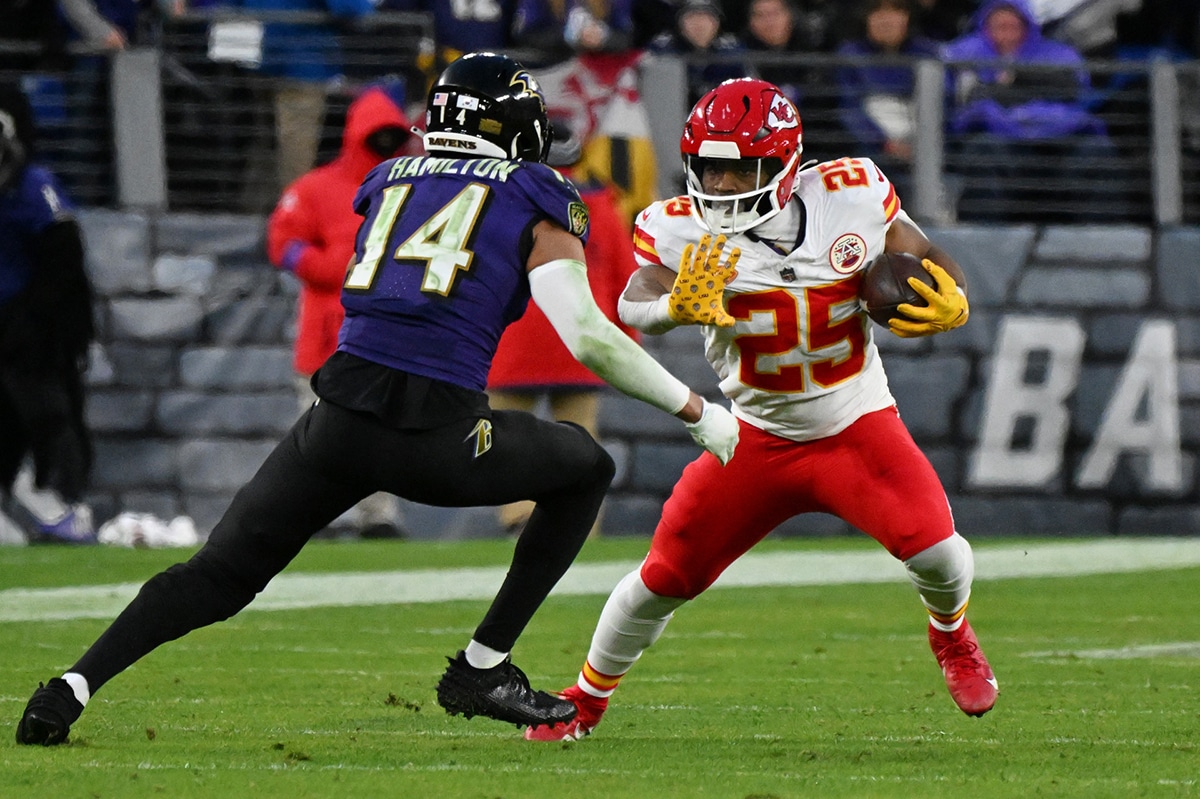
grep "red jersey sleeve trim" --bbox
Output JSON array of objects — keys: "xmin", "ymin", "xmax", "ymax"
[
  {"xmin": 882, "ymin": 183, "xmax": 900, "ymax": 223},
  {"xmin": 633, "ymin": 227, "xmax": 662, "ymax": 265}
]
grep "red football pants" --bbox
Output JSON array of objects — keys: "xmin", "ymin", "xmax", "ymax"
[{"xmin": 641, "ymin": 406, "xmax": 956, "ymax": 599}]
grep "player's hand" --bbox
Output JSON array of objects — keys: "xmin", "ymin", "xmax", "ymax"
[
  {"xmin": 668, "ymin": 234, "xmax": 739, "ymax": 327},
  {"xmin": 684, "ymin": 399, "xmax": 739, "ymax": 465},
  {"xmin": 889, "ymin": 259, "xmax": 969, "ymax": 338}
]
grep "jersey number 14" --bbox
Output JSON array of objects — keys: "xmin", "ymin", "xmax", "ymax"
[{"xmin": 344, "ymin": 182, "xmax": 490, "ymax": 296}]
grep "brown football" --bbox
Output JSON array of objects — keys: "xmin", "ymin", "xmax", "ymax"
[{"xmin": 859, "ymin": 251, "xmax": 936, "ymax": 327}]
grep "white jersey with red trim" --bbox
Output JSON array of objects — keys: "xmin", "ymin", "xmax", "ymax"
[{"xmin": 632, "ymin": 157, "xmax": 901, "ymax": 442}]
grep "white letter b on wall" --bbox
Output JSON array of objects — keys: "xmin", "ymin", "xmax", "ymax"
[{"xmin": 969, "ymin": 316, "xmax": 1085, "ymax": 489}]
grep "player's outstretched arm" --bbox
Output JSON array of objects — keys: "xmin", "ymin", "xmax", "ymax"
[
  {"xmin": 618, "ymin": 234, "xmax": 739, "ymax": 333},
  {"xmin": 527, "ymin": 256, "xmax": 738, "ymax": 464}
]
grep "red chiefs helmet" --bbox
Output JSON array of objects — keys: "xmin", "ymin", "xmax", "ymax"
[{"xmin": 680, "ymin": 78, "xmax": 803, "ymax": 234}]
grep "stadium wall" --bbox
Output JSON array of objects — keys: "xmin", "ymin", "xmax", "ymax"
[{"xmin": 79, "ymin": 211, "xmax": 1200, "ymax": 540}]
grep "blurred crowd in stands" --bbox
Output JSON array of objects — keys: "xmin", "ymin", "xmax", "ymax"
[
  {"xmin": 4, "ymin": 1, "xmax": 1193, "ymax": 80},
  {"xmin": 0, "ymin": 0, "xmax": 1198, "ymax": 222}
]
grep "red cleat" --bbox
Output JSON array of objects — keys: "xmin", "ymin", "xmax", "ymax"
[
  {"xmin": 928, "ymin": 621, "xmax": 998, "ymax": 717},
  {"xmin": 524, "ymin": 684, "xmax": 608, "ymax": 741}
]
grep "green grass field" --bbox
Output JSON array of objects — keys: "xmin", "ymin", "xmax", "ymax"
[{"xmin": 1, "ymin": 536, "xmax": 1198, "ymax": 798}]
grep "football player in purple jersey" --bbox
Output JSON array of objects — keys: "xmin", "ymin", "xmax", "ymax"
[{"xmin": 15, "ymin": 52, "xmax": 740, "ymax": 746}]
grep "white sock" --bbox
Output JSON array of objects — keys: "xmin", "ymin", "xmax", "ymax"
[
  {"xmin": 929, "ymin": 616, "xmax": 965, "ymax": 633},
  {"xmin": 62, "ymin": 672, "xmax": 90, "ymax": 706},
  {"xmin": 464, "ymin": 640, "xmax": 508, "ymax": 670},
  {"xmin": 582, "ymin": 569, "xmax": 685, "ymax": 686}
]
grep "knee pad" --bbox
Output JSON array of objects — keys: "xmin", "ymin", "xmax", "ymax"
[
  {"xmin": 592, "ymin": 442, "xmax": 616, "ymax": 487},
  {"xmin": 903, "ymin": 532, "xmax": 974, "ymax": 617},
  {"xmin": 586, "ymin": 569, "xmax": 687, "ymax": 678},
  {"xmin": 580, "ymin": 426, "xmax": 616, "ymax": 487},
  {"xmin": 556, "ymin": 420, "xmax": 615, "ymax": 491}
]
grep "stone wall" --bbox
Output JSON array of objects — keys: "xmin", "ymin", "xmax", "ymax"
[{"xmin": 78, "ymin": 211, "xmax": 1200, "ymax": 540}]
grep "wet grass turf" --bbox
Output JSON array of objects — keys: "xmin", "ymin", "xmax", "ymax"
[{"xmin": 1, "ymin": 537, "xmax": 1197, "ymax": 798}]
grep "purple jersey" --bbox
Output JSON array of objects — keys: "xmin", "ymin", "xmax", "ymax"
[
  {"xmin": 338, "ymin": 155, "xmax": 590, "ymax": 391},
  {"xmin": 0, "ymin": 165, "xmax": 74, "ymax": 307}
]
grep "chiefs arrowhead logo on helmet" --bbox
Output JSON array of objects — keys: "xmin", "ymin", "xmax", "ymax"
[{"xmin": 767, "ymin": 94, "xmax": 800, "ymax": 131}]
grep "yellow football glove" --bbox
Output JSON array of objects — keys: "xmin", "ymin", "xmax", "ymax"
[
  {"xmin": 668, "ymin": 233, "xmax": 740, "ymax": 327},
  {"xmin": 888, "ymin": 259, "xmax": 969, "ymax": 338}
]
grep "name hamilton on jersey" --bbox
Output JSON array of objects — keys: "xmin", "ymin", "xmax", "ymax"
[{"xmin": 386, "ymin": 155, "xmax": 521, "ymax": 182}]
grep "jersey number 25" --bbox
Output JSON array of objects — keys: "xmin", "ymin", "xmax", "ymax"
[{"xmin": 728, "ymin": 281, "xmax": 866, "ymax": 392}]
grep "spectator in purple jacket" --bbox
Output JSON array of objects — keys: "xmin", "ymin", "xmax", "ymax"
[
  {"xmin": 942, "ymin": 0, "xmax": 1104, "ymax": 140},
  {"xmin": 941, "ymin": 0, "xmax": 1123, "ymax": 222}
]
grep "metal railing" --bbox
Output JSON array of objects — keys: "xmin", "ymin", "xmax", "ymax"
[
  {"xmin": 157, "ymin": 9, "xmax": 433, "ymax": 213},
  {"xmin": 649, "ymin": 51, "xmax": 1195, "ymax": 226},
  {"xmin": 2, "ymin": 18, "xmax": 1197, "ymax": 226},
  {"xmin": 2, "ymin": 10, "xmax": 434, "ymax": 212}
]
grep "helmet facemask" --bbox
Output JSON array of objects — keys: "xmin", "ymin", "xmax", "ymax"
[{"xmin": 684, "ymin": 151, "xmax": 799, "ymax": 235}]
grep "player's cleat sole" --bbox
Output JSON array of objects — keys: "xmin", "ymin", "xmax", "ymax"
[
  {"xmin": 436, "ymin": 651, "xmax": 578, "ymax": 729},
  {"xmin": 524, "ymin": 684, "xmax": 608, "ymax": 742},
  {"xmin": 929, "ymin": 621, "xmax": 998, "ymax": 717},
  {"xmin": 15, "ymin": 678, "xmax": 84, "ymax": 746}
]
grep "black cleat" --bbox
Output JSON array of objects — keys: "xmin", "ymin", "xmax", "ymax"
[
  {"xmin": 16, "ymin": 678, "xmax": 84, "ymax": 746},
  {"xmin": 435, "ymin": 651, "xmax": 578, "ymax": 729}
]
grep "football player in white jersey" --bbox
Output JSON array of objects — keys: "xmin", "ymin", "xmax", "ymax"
[{"xmin": 526, "ymin": 77, "xmax": 995, "ymax": 742}]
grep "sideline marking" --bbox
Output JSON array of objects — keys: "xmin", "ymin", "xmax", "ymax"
[
  {"xmin": 1025, "ymin": 642, "xmax": 1200, "ymax": 660},
  {"xmin": 2, "ymin": 538, "xmax": 1199, "ymax": 623}
]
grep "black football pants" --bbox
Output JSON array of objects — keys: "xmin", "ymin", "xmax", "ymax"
[{"xmin": 71, "ymin": 398, "xmax": 615, "ymax": 692}]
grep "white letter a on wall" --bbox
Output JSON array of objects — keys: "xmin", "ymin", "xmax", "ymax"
[
  {"xmin": 969, "ymin": 316, "xmax": 1085, "ymax": 489},
  {"xmin": 1077, "ymin": 320, "xmax": 1182, "ymax": 492}
]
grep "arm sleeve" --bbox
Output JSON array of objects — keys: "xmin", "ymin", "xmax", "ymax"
[
  {"xmin": 529, "ymin": 259, "xmax": 689, "ymax": 415},
  {"xmin": 617, "ymin": 291, "xmax": 676, "ymax": 335},
  {"xmin": 266, "ymin": 188, "xmax": 309, "ymax": 266},
  {"xmin": 291, "ymin": 245, "xmax": 354, "ymax": 292}
]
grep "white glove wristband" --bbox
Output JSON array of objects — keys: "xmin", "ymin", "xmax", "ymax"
[
  {"xmin": 682, "ymin": 399, "xmax": 740, "ymax": 465},
  {"xmin": 618, "ymin": 289, "xmax": 677, "ymax": 335}
]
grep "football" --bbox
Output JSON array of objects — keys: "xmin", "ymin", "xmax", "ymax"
[{"xmin": 859, "ymin": 251, "xmax": 936, "ymax": 327}]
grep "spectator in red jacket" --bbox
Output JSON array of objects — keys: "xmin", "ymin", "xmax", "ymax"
[
  {"xmin": 487, "ymin": 174, "xmax": 639, "ymax": 537},
  {"xmin": 266, "ymin": 82, "xmax": 417, "ymax": 538}
]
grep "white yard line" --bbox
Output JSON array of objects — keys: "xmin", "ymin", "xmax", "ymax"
[
  {"xmin": 1025, "ymin": 642, "xmax": 1200, "ymax": 659},
  {"xmin": 2, "ymin": 538, "xmax": 1199, "ymax": 624}
]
